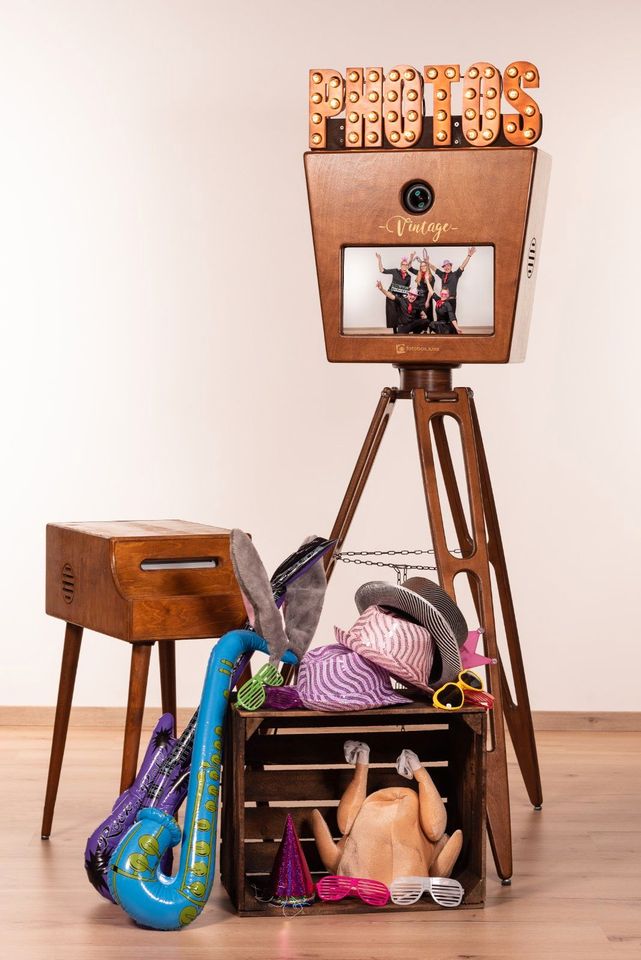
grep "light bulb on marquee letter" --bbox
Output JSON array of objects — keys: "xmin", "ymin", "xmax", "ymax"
[
  {"xmin": 383, "ymin": 66, "xmax": 423, "ymax": 148},
  {"xmin": 423, "ymin": 65, "xmax": 460, "ymax": 146},
  {"xmin": 502, "ymin": 61, "xmax": 542, "ymax": 145},
  {"xmin": 309, "ymin": 70, "xmax": 345, "ymax": 148},
  {"xmin": 462, "ymin": 63, "xmax": 502, "ymax": 146},
  {"xmin": 344, "ymin": 67, "xmax": 383, "ymax": 148}
]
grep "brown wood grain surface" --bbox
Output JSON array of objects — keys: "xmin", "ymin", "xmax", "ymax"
[
  {"xmin": 220, "ymin": 705, "xmax": 485, "ymax": 915},
  {"xmin": 46, "ymin": 521, "xmax": 246, "ymax": 641},
  {"xmin": 305, "ymin": 147, "xmax": 550, "ymax": 365}
]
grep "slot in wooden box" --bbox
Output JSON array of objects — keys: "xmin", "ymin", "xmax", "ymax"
[{"xmin": 220, "ymin": 703, "xmax": 486, "ymax": 916}]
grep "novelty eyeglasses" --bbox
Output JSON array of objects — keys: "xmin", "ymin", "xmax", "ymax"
[
  {"xmin": 432, "ymin": 669, "xmax": 495, "ymax": 711},
  {"xmin": 236, "ymin": 663, "xmax": 283, "ymax": 711},
  {"xmin": 316, "ymin": 875, "xmax": 390, "ymax": 907},
  {"xmin": 390, "ymin": 875, "xmax": 464, "ymax": 908}
]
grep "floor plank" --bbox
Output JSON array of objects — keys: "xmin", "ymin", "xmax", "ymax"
[{"xmin": 2, "ymin": 726, "xmax": 640, "ymax": 959}]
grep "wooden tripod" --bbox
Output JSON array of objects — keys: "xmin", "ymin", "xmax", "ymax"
[{"xmin": 323, "ymin": 366, "xmax": 543, "ymax": 883}]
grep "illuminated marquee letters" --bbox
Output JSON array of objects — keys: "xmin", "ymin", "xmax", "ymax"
[{"xmin": 309, "ymin": 61, "xmax": 541, "ymax": 149}]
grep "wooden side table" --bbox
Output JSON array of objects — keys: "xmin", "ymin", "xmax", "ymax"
[{"xmin": 42, "ymin": 520, "xmax": 245, "ymax": 838}]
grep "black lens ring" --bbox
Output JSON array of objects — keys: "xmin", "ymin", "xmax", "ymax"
[{"xmin": 401, "ymin": 180, "xmax": 435, "ymax": 216}]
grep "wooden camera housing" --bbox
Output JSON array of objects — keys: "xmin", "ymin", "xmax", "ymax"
[{"xmin": 305, "ymin": 146, "xmax": 550, "ymax": 365}]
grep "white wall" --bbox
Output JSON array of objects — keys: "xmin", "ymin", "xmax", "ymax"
[{"xmin": 1, "ymin": 0, "xmax": 639, "ymax": 711}]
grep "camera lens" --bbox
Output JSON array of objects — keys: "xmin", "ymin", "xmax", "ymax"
[{"xmin": 401, "ymin": 181, "xmax": 434, "ymax": 215}]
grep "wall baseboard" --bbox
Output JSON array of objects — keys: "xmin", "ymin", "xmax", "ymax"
[
  {"xmin": 531, "ymin": 711, "xmax": 641, "ymax": 732},
  {"xmin": 1, "ymin": 706, "xmax": 640, "ymax": 732}
]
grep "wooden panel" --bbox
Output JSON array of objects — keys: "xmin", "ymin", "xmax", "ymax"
[
  {"xmin": 304, "ymin": 147, "xmax": 548, "ymax": 365},
  {"xmin": 220, "ymin": 703, "xmax": 485, "ymax": 916},
  {"xmin": 112, "ymin": 533, "xmax": 238, "ymax": 599},
  {"xmin": 130, "ymin": 594, "xmax": 246, "ymax": 641},
  {"xmin": 447, "ymin": 716, "xmax": 486, "ymax": 898},
  {"xmin": 244, "ymin": 766, "xmax": 449, "ymax": 802},
  {"xmin": 245, "ymin": 730, "xmax": 449, "ymax": 765},
  {"xmin": 244, "ymin": 805, "xmax": 339, "ymax": 840},
  {"xmin": 236, "ymin": 703, "xmax": 465, "ymax": 724},
  {"xmin": 238, "ymin": 878, "xmax": 481, "ymax": 917},
  {"xmin": 245, "ymin": 838, "xmax": 327, "ymax": 873},
  {"xmin": 233, "ymin": 702, "xmax": 248, "ymax": 911},
  {"xmin": 45, "ymin": 521, "xmax": 246, "ymax": 642},
  {"xmin": 46, "ymin": 524, "xmax": 128, "ymax": 638},
  {"xmin": 49, "ymin": 520, "xmax": 232, "ymax": 539}
]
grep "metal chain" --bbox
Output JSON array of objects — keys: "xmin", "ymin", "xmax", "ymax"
[
  {"xmin": 335, "ymin": 548, "xmax": 461, "ymax": 585},
  {"xmin": 338, "ymin": 549, "xmax": 436, "ymax": 557}
]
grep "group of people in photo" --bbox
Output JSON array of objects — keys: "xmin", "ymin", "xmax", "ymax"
[{"xmin": 375, "ymin": 247, "xmax": 477, "ymax": 335}]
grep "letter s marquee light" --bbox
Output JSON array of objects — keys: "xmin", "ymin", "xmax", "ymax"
[{"xmin": 309, "ymin": 62, "xmax": 541, "ymax": 150}]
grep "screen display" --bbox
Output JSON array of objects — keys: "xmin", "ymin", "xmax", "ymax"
[{"xmin": 342, "ymin": 245, "xmax": 494, "ymax": 337}]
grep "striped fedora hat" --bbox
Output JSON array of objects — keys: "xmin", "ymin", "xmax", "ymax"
[
  {"xmin": 354, "ymin": 578, "xmax": 467, "ymax": 688},
  {"xmin": 297, "ymin": 644, "xmax": 411, "ymax": 712}
]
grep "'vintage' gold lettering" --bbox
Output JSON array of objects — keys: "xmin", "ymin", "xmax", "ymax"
[{"xmin": 378, "ymin": 216, "xmax": 456, "ymax": 243}]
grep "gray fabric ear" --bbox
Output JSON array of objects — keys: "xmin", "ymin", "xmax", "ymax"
[
  {"xmin": 282, "ymin": 535, "xmax": 327, "ymax": 660},
  {"xmin": 230, "ymin": 529, "xmax": 288, "ymax": 662}
]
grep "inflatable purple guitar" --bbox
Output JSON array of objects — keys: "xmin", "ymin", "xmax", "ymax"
[{"xmin": 85, "ymin": 535, "xmax": 333, "ymax": 900}]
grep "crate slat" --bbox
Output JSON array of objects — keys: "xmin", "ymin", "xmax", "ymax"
[
  {"xmin": 245, "ymin": 838, "xmax": 327, "ymax": 873},
  {"xmin": 245, "ymin": 730, "xmax": 449, "ymax": 765},
  {"xmin": 244, "ymin": 805, "xmax": 339, "ymax": 840},
  {"xmin": 244, "ymin": 766, "xmax": 449, "ymax": 802}
]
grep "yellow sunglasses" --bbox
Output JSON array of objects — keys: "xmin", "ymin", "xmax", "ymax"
[{"xmin": 433, "ymin": 670, "xmax": 495, "ymax": 711}]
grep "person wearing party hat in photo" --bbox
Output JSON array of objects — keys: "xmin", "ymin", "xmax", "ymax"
[
  {"xmin": 425, "ymin": 246, "xmax": 477, "ymax": 318},
  {"xmin": 375, "ymin": 281, "xmax": 429, "ymax": 334}
]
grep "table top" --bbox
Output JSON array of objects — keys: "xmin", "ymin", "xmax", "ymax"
[{"xmin": 47, "ymin": 520, "xmax": 233, "ymax": 540}]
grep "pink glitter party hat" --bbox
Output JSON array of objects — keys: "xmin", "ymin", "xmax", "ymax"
[{"xmin": 266, "ymin": 813, "xmax": 315, "ymax": 906}]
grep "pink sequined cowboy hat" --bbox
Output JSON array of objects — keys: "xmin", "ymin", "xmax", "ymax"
[{"xmin": 338, "ymin": 578, "xmax": 467, "ymax": 689}]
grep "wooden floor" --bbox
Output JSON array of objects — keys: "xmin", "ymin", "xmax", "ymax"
[{"xmin": 2, "ymin": 725, "xmax": 640, "ymax": 959}]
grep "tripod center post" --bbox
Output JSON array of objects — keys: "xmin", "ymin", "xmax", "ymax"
[{"xmin": 395, "ymin": 365, "xmax": 457, "ymax": 392}]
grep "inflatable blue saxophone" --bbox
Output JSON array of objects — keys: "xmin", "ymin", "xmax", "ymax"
[
  {"xmin": 107, "ymin": 529, "xmax": 327, "ymax": 930},
  {"xmin": 108, "ymin": 629, "xmax": 296, "ymax": 929}
]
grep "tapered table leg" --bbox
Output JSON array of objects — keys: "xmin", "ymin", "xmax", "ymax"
[
  {"xmin": 158, "ymin": 640, "xmax": 177, "ymax": 736},
  {"xmin": 41, "ymin": 622, "xmax": 83, "ymax": 838},
  {"xmin": 120, "ymin": 643, "xmax": 153, "ymax": 793}
]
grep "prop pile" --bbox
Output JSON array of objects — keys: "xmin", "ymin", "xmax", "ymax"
[{"xmin": 86, "ymin": 529, "xmax": 489, "ymax": 929}]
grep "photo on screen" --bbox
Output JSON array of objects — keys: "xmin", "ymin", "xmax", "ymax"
[{"xmin": 342, "ymin": 246, "xmax": 494, "ymax": 336}]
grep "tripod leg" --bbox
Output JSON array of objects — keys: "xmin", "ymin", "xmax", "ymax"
[
  {"xmin": 470, "ymin": 397, "xmax": 543, "ymax": 809},
  {"xmin": 412, "ymin": 387, "xmax": 513, "ymax": 881},
  {"xmin": 325, "ymin": 388, "xmax": 397, "ymax": 581}
]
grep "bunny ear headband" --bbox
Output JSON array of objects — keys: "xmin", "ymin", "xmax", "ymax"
[{"xmin": 230, "ymin": 529, "xmax": 328, "ymax": 663}]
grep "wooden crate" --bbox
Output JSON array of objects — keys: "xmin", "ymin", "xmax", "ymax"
[{"xmin": 220, "ymin": 703, "xmax": 486, "ymax": 916}]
